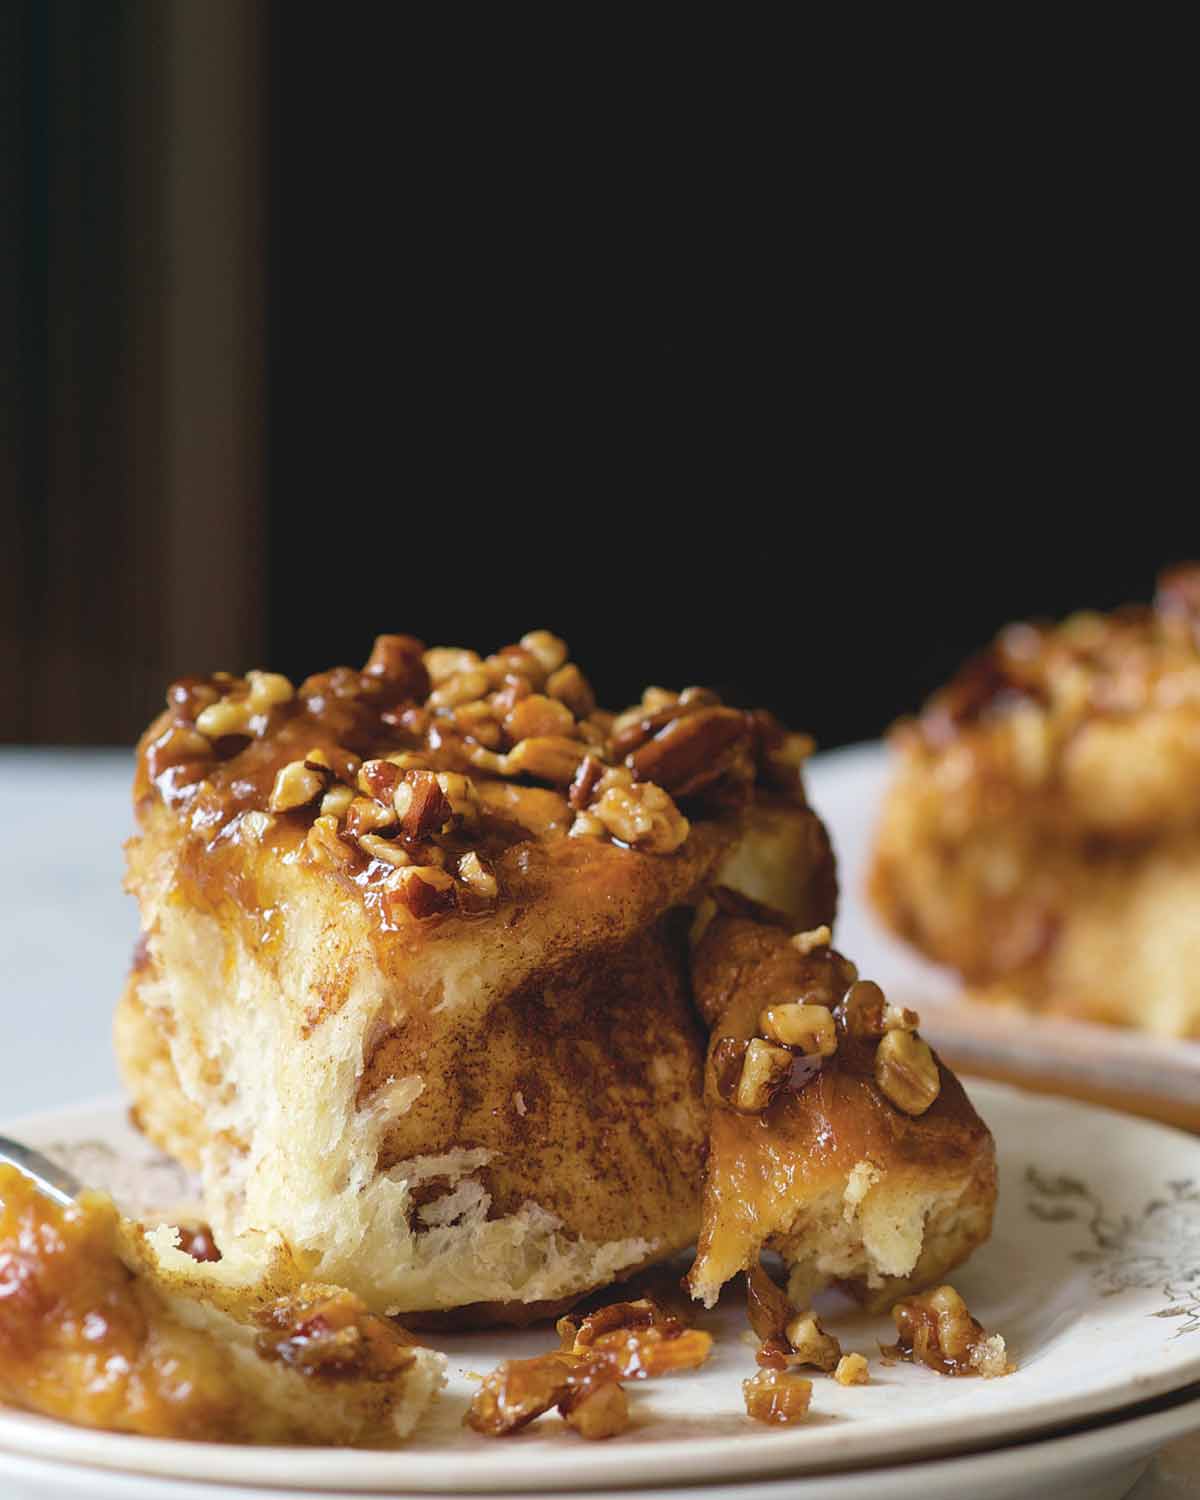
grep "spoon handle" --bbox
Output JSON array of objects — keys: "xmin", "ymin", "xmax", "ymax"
[{"xmin": 0, "ymin": 1135, "xmax": 83, "ymax": 1208}]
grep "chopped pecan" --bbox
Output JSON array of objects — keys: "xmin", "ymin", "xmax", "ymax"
[
  {"xmin": 791, "ymin": 925, "xmax": 832, "ymax": 956},
  {"xmin": 586, "ymin": 1325, "xmax": 712, "ymax": 1380},
  {"xmin": 759, "ymin": 1003, "xmax": 838, "ymax": 1056},
  {"xmin": 385, "ymin": 865, "xmax": 456, "ymax": 919},
  {"xmin": 590, "ymin": 780, "xmax": 689, "ymax": 852},
  {"xmin": 835, "ymin": 1353, "xmax": 870, "ymax": 1386},
  {"xmin": 428, "ymin": 668, "xmax": 491, "ymax": 710},
  {"xmin": 519, "ymin": 630, "xmax": 569, "ymax": 677},
  {"xmin": 504, "ymin": 735, "xmax": 587, "ymax": 784},
  {"xmin": 256, "ymin": 1289, "xmax": 417, "ymax": 1380},
  {"xmin": 742, "ymin": 1368, "xmax": 812, "ymax": 1425},
  {"xmin": 358, "ymin": 759, "xmax": 402, "ymax": 802},
  {"xmin": 306, "ymin": 814, "xmax": 357, "ymax": 867},
  {"xmin": 166, "ymin": 676, "xmax": 220, "ymax": 721},
  {"xmin": 547, "ymin": 662, "xmax": 596, "ymax": 718},
  {"xmin": 465, "ymin": 1354, "xmax": 577, "ymax": 1436},
  {"xmin": 746, "ymin": 1262, "xmax": 790, "ymax": 1344},
  {"xmin": 562, "ymin": 1299, "xmax": 683, "ymax": 1352},
  {"xmin": 269, "ymin": 759, "xmax": 328, "ymax": 813},
  {"xmin": 362, "ymin": 634, "xmax": 430, "ymax": 700},
  {"xmin": 560, "ymin": 1378, "xmax": 629, "ymax": 1439},
  {"xmin": 358, "ymin": 834, "xmax": 412, "ymax": 867},
  {"xmin": 887, "ymin": 1285, "xmax": 1013, "ymax": 1378},
  {"xmin": 783, "ymin": 1309, "xmax": 842, "ymax": 1372},
  {"xmin": 144, "ymin": 726, "xmax": 212, "ymax": 783},
  {"xmin": 733, "ymin": 1038, "xmax": 793, "ymax": 1112},
  {"xmin": 344, "ymin": 795, "xmax": 398, "ymax": 838},
  {"xmin": 424, "ymin": 647, "xmax": 482, "ymax": 684},
  {"xmin": 838, "ymin": 979, "xmax": 886, "ymax": 1039},
  {"xmin": 627, "ymin": 706, "xmax": 751, "ymax": 797},
  {"xmin": 393, "ymin": 770, "xmax": 452, "ymax": 840},
  {"xmin": 503, "ymin": 694, "xmax": 577, "ymax": 743},
  {"xmin": 568, "ymin": 753, "xmax": 605, "ymax": 810},
  {"xmin": 457, "ymin": 851, "xmax": 498, "ymax": 901},
  {"xmin": 875, "ymin": 1030, "xmax": 941, "ymax": 1116}
]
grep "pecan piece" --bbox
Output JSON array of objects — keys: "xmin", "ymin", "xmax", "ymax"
[
  {"xmin": 385, "ymin": 865, "xmax": 456, "ymax": 919},
  {"xmin": 393, "ymin": 770, "xmax": 452, "ymax": 840},
  {"xmin": 560, "ymin": 1378, "xmax": 629, "ymax": 1440},
  {"xmin": 465, "ymin": 1353, "xmax": 577, "ymax": 1436},
  {"xmin": 362, "ymin": 634, "xmax": 430, "ymax": 700},
  {"xmin": 742, "ymin": 1368, "xmax": 813, "ymax": 1425},
  {"xmin": 567, "ymin": 753, "xmax": 605, "ymax": 810},
  {"xmin": 627, "ymin": 706, "xmax": 750, "ymax": 796},
  {"xmin": 887, "ymin": 1285, "xmax": 1013, "ymax": 1378},
  {"xmin": 746, "ymin": 1262, "xmax": 790, "ymax": 1343}
]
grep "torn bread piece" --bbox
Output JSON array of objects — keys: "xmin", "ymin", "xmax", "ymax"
[
  {"xmin": 0, "ymin": 1164, "xmax": 444, "ymax": 1443},
  {"xmin": 687, "ymin": 895, "xmax": 996, "ymax": 1311}
]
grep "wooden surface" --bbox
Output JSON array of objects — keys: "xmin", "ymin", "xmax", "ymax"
[
  {"xmin": 2, "ymin": 1, "xmax": 267, "ymax": 745},
  {"xmin": 919, "ymin": 999, "xmax": 1200, "ymax": 1134}
]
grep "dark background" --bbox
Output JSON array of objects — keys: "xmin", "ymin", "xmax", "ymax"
[{"xmin": 4, "ymin": 3, "xmax": 1193, "ymax": 750}]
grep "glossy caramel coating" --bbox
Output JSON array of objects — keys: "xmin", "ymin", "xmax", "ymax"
[
  {"xmin": 688, "ymin": 911, "xmax": 996, "ymax": 1308},
  {"xmin": 0, "ymin": 1166, "xmax": 440, "ymax": 1443},
  {"xmin": 119, "ymin": 634, "xmax": 834, "ymax": 1322}
]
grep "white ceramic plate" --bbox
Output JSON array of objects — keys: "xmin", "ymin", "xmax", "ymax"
[
  {"xmin": 808, "ymin": 745, "xmax": 1200, "ymax": 1125},
  {"xmin": 3, "ymin": 1081, "xmax": 1200, "ymax": 1493},
  {"xmin": 2, "ymin": 1387, "xmax": 1198, "ymax": 1500}
]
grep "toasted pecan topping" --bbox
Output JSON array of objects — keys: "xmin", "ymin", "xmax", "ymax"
[
  {"xmin": 627, "ymin": 705, "xmax": 753, "ymax": 797},
  {"xmin": 838, "ymin": 979, "xmax": 886, "ymax": 1039},
  {"xmin": 269, "ymin": 759, "xmax": 328, "ymax": 813},
  {"xmin": 141, "ymin": 630, "xmax": 815, "ymax": 933},
  {"xmin": 875, "ymin": 1030, "xmax": 941, "ymax": 1116},
  {"xmin": 393, "ymin": 770, "xmax": 452, "ymax": 840},
  {"xmin": 732, "ymin": 1038, "xmax": 794, "ymax": 1112},
  {"xmin": 758, "ymin": 1003, "xmax": 838, "ymax": 1056}
]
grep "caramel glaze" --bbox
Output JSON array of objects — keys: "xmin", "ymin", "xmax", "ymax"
[
  {"xmin": 689, "ymin": 907, "xmax": 995, "ymax": 1294},
  {"xmin": 134, "ymin": 646, "xmax": 811, "ymax": 948},
  {"xmin": 0, "ymin": 1166, "xmax": 419, "ymax": 1440},
  {"xmin": 0, "ymin": 1166, "xmax": 244, "ymax": 1438},
  {"xmin": 695, "ymin": 1053, "xmax": 991, "ymax": 1289}
]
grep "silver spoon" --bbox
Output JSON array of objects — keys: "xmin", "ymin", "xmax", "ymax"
[{"xmin": 0, "ymin": 1135, "xmax": 83, "ymax": 1209}]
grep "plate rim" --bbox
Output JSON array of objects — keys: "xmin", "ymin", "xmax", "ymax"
[{"xmin": 3, "ymin": 1082, "xmax": 1200, "ymax": 1491}]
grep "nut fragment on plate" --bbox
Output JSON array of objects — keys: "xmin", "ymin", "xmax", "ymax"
[
  {"xmin": 746, "ymin": 1262, "xmax": 841, "ymax": 1372},
  {"xmin": 742, "ymin": 1368, "xmax": 813, "ymax": 1425},
  {"xmin": 885, "ymin": 1284, "xmax": 1014, "ymax": 1378},
  {"xmin": 467, "ymin": 1296, "xmax": 711, "ymax": 1440},
  {"xmin": 834, "ymin": 1352, "xmax": 870, "ymax": 1386}
]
